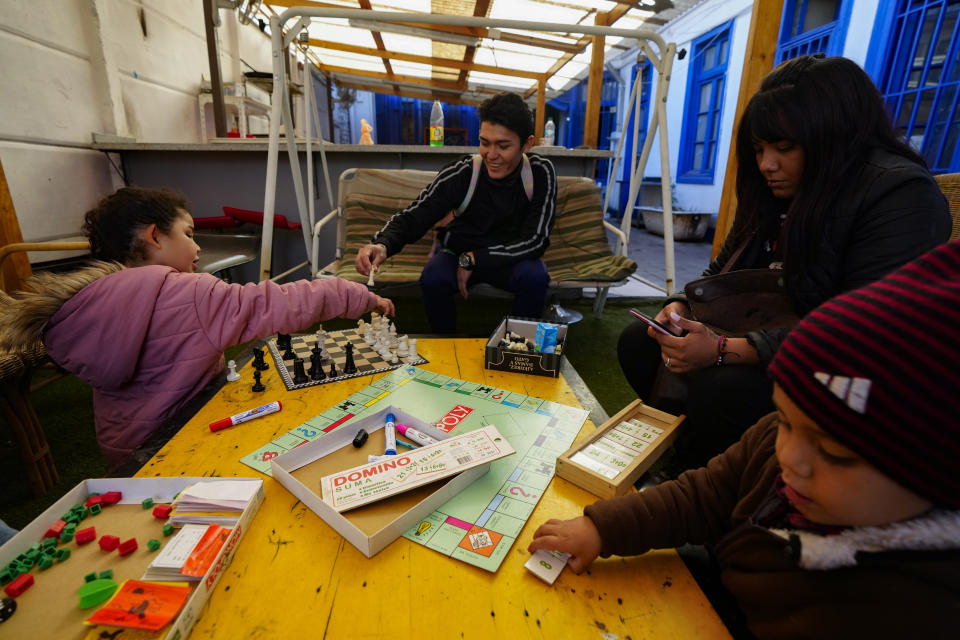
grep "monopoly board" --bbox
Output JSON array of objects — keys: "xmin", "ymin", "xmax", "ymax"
[{"xmin": 239, "ymin": 366, "xmax": 588, "ymax": 572}]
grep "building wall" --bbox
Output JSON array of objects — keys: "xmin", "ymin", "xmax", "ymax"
[
  {"xmin": 611, "ymin": 0, "xmax": 883, "ymax": 221},
  {"xmin": 0, "ymin": 0, "xmax": 295, "ymax": 248}
]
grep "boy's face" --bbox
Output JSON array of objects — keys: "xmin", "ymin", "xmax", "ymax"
[
  {"xmin": 148, "ymin": 209, "xmax": 200, "ymax": 273},
  {"xmin": 773, "ymin": 384, "xmax": 931, "ymax": 527},
  {"xmin": 479, "ymin": 121, "xmax": 535, "ymax": 180}
]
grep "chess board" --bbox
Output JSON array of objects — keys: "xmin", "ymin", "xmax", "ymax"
[{"xmin": 267, "ymin": 328, "xmax": 428, "ymax": 391}]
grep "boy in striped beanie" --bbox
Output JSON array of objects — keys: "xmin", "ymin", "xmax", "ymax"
[{"xmin": 529, "ymin": 240, "xmax": 960, "ymax": 638}]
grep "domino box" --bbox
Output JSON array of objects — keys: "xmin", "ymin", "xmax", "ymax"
[
  {"xmin": 485, "ymin": 317, "xmax": 567, "ymax": 378},
  {"xmin": 556, "ymin": 399, "xmax": 684, "ymax": 498},
  {"xmin": 271, "ymin": 406, "xmax": 494, "ymax": 557}
]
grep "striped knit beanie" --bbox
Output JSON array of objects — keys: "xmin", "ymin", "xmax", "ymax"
[{"xmin": 769, "ymin": 240, "xmax": 960, "ymax": 508}]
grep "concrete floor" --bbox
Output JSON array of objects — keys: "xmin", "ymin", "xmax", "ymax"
[{"xmin": 599, "ymin": 222, "xmax": 714, "ymax": 297}]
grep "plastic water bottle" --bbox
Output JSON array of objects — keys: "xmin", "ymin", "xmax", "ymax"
[
  {"xmin": 543, "ymin": 118, "xmax": 555, "ymax": 146},
  {"xmin": 429, "ymin": 100, "xmax": 444, "ymax": 146}
]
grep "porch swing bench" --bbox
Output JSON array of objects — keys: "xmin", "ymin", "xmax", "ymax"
[{"xmin": 314, "ymin": 167, "xmax": 638, "ymax": 314}]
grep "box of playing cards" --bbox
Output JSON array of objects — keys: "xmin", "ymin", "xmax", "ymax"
[
  {"xmin": 485, "ymin": 317, "xmax": 567, "ymax": 377},
  {"xmin": 555, "ymin": 399, "xmax": 684, "ymax": 498}
]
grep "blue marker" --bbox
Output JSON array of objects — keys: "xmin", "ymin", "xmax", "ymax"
[
  {"xmin": 384, "ymin": 413, "xmax": 397, "ymax": 455},
  {"xmin": 395, "ymin": 438, "xmax": 419, "ymax": 450}
]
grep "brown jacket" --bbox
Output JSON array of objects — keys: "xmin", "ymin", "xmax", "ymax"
[{"xmin": 585, "ymin": 414, "xmax": 960, "ymax": 639}]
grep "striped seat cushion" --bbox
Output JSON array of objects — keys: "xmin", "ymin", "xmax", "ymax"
[{"xmin": 332, "ymin": 171, "xmax": 636, "ymax": 285}]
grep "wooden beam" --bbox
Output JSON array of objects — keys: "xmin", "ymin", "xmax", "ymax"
[
  {"xmin": 307, "ymin": 39, "xmax": 541, "ymax": 79},
  {"xmin": 583, "ymin": 12, "xmax": 608, "ymax": 148},
  {"xmin": 333, "ymin": 79, "xmax": 486, "ymax": 107},
  {"xmin": 712, "ymin": 0, "xmax": 784, "ymax": 258},
  {"xmin": 356, "ymin": 0, "xmax": 395, "ymax": 77},
  {"xmin": 317, "ymin": 64, "xmax": 480, "ymax": 93},
  {"xmin": 535, "ymin": 77, "xmax": 546, "ymax": 143},
  {"xmin": 0, "ymin": 157, "xmax": 31, "ymax": 293},
  {"xmin": 457, "ymin": 0, "xmax": 492, "ymax": 85}
]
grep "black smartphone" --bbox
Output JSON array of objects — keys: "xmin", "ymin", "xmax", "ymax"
[{"xmin": 629, "ymin": 308, "xmax": 681, "ymax": 337}]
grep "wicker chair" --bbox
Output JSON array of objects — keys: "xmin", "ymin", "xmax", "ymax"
[
  {"xmin": 933, "ymin": 173, "xmax": 960, "ymax": 240},
  {"xmin": 0, "ymin": 241, "xmax": 87, "ymax": 495}
]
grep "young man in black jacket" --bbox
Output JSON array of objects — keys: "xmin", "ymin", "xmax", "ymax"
[{"xmin": 355, "ymin": 92, "xmax": 557, "ymax": 333}]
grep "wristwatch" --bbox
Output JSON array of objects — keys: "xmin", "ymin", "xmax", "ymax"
[{"xmin": 458, "ymin": 252, "xmax": 475, "ymax": 270}]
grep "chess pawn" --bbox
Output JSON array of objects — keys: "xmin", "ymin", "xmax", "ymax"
[
  {"xmin": 226, "ymin": 360, "xmax": 241, "ymax": 382},
  {"xmin": 390, "ymin": 352, "xmax": 399, "ymax": 364},
  {"xmin": 252, "ymin": 369, "xmax": 265, "ymax": 392}
]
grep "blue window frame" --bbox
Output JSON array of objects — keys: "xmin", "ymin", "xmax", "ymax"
[
  {"xmin": 871, "ymin": 0, "xmax": 960, "ymax": 173},
  {"xmin": 678, "ymin": 21, "xmax": 732, "ymax": 185},
  {"xmin": 618, "ymin": 60, "xmax": 653, "ymax": 214},
  {"xmin": 775, "ymin": 0, "xmax": 854, "ymax": 63}
]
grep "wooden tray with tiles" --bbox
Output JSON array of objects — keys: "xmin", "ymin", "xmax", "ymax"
[{"xmin": 556, "ymin": 399, "xmax": 684, "ymax": 498}]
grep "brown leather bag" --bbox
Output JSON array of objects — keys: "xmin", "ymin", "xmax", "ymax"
[{"xmin": 684, "ymin": 268, "xmax": 799, "ymax": 337}]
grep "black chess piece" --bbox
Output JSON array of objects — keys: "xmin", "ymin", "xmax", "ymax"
[
  {"xmin": 252, "ymin": 369, "xmax": 265, "ymax": 392},
  {"xmin": 282, "ymin": 340, "xmax": 296, "ymax": 361},
  {"xmin": 310, "ymin": 352, "xmax": 326, "ymax": 381},
  {"xmin": 328, "ymin": 359, "xmax": 338, "ymax": 378},
  {"xmin": 343, "ymin": 343, "xmax": 357, "ymax": 374},
  {"xmin": 277, "ymin": 332, "xmax": 290, "ymax": 349},
  {"xmin": 253, "ymin": 347, "xmax": 269, "ymax": 371},
  {"xmin": 293, "ymin": 357, "xmax": 308, "ymax": 384}
]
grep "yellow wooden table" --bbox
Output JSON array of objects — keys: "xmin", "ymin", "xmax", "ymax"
[{"xmin": 135, "ymin": 338, "xmax": 731, "ymax": 639}]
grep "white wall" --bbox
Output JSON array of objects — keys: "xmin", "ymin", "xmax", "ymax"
[
  {"xmin": 641, "ymin": 0, "xmax": 754, "ymax": 214},
  {"xmin": 0, "ymin": 0, "xmax": 295, "ymax": 251},
  {"xmin": 610, "ymin": 0, "xmax": 882, "ymax": 219}
]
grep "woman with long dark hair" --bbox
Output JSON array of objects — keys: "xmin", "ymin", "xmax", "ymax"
[{"xmin": 618, "ymin": 55, "xmax": 951, "ymax": 473}]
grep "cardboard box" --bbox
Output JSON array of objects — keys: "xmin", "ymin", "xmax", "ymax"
[
  {"xmin": 0, "ymin": 477, "xmax": 263, "ymax": 640},
  {"xmin": 556, "ymin": 399, "xmax": 684, "ymax": 498},
  {"xmin": 485, "ymin": 317, "xmax": 567, "ymax": 377},
  {"xmin": 270, "ymin": 406, "xmax": 491, "ymax": 557}
]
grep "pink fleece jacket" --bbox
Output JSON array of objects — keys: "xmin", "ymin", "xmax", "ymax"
[{"xmin": 43, "ymin": 266, "xmax": 378, "ymax": 465}]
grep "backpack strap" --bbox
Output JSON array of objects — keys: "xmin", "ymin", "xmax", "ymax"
[{"xmin": 455, "ymin": 153, "xmax": 534, "ymax": 215}]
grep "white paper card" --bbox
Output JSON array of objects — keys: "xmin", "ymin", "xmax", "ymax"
[{"xmin": 525, "ymin": 549, "xmax": 571, "ymax": 584}]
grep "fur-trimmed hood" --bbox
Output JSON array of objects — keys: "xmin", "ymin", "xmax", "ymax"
[
  {"xmin": 770, "ymin": 509, "xmax": 960, "ymax": 570},
  {"xmin": 0, "ymin": 261, "xmax": 123, "ymax": 351}
]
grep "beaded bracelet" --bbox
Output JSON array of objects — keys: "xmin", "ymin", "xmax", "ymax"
[{"xmin": 716, "ymin": 335, "xmax": 729, "ymax": 366}]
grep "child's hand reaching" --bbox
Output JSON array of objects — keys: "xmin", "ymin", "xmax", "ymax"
[
  {"xmin": 527, "ymin": 516, "xmax": 602, "ymax": 574},
  {"xmin": 374, "ymin": 295, "xmax": 395, "ymax": 317}
]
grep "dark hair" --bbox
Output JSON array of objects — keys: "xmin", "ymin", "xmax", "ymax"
[
  {"xmin": 82, "ymin": 186, "xmax": 190, "ymax": 264},
  {"xmin": 478, "ymin": 92, "xmax": 534, "ymax": 141},
  {"xmin": 732, "ymin": 55, "xmax": 924, "ymax": 274}
]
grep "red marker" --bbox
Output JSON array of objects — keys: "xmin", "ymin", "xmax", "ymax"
[{"xmin": 209, "ymin": 401, "xmax": 282, "ymax": 432}]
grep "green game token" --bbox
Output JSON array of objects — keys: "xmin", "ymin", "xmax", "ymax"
[
  {"xmin": 76, "ymin": 506, "xmax": 88, "ymax": 520},
  {"xmin": 64, "ymin": 523, "xmax": 77, "ymax": 534},
  {"xmin": 59, "ymin": 531, "xmax": 74, "ymax": 543},
  {"xmin": 38, "ymin": 556, "xmax": 54, "ymax": 571},
  {"xmin": 98, "ymin": 569, "xmax": 113, "ymax": 580},
  {"xmin": 162, "ymin": 523, "xmax": 174, "ymax": 537},
  {"xmin": 147, "ymin": 539, "xmax": 161, "ymax": 551},
  {"xmin": 77, "ymin": 578, "xmax": 118, "ymax": 609},
  {"xmin": 89, "ymin": 503, "xmax": 102, "ymax": 515},
  {"xmin": 42, "ymin": 537, "xmax": 56, "ymax": 549},
  {"xmin": 84, "ymin": 571, "xmax": 97, "ymax": 583},
  {"xmin": 56, "ymin": 548, "xmax": 71, "ymax": 562},
  {"xmin": 141, "ymin": 498, "xmax": 154, "ymax": 509},
  {"xmin": 0, "ymin": 570, "xmax": 12, "ymax": 585}
]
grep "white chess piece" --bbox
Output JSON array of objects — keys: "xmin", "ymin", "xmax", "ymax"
[
  {"xmin": 409, "ymin": 338, "xmax": 418, "ymax": 360},
  {"xmin": 367, "ymin": 269, "xmax": 376, "ymax": 287},
  {"xmin": 397, "ymin": 337, "xmax": 408, "ymax": 358},
  {"xmin": 364, "ymin": 326, "xmax": 375, "ymax": 346},
  {"xmin": 390, "ymin": 352, "xmax": 399, "ymax": 364},
  {"xmin": 226, "ymin": 360, "xmax": 241, "ymax": 382}
]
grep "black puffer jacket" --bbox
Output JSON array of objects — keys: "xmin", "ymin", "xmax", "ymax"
[{"xmin": 671, "ymin": 148, "xmax": 950, "ymax": 366}]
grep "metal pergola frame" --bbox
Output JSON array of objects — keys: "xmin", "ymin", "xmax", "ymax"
[{"xmin": 261, "ymin": 8, "xmax": 679, "ymax": 295}]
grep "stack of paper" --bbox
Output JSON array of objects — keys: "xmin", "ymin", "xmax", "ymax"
[
  {"xmin": 142, "ymin": 523, "xmax": 230, "ymax": 581},
  {"xmin": 169, "ymin": 479, "xmax": 261, "ymax": 526}
]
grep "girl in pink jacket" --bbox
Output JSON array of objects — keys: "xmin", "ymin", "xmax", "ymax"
[{"xmin": 0, "ymin": 187, "xmax": 393, "ymax": 466}]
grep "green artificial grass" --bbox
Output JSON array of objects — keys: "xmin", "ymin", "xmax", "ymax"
[{"xmin": 1, "ymin": 294, "xmax": 664, "ymax": 530}]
